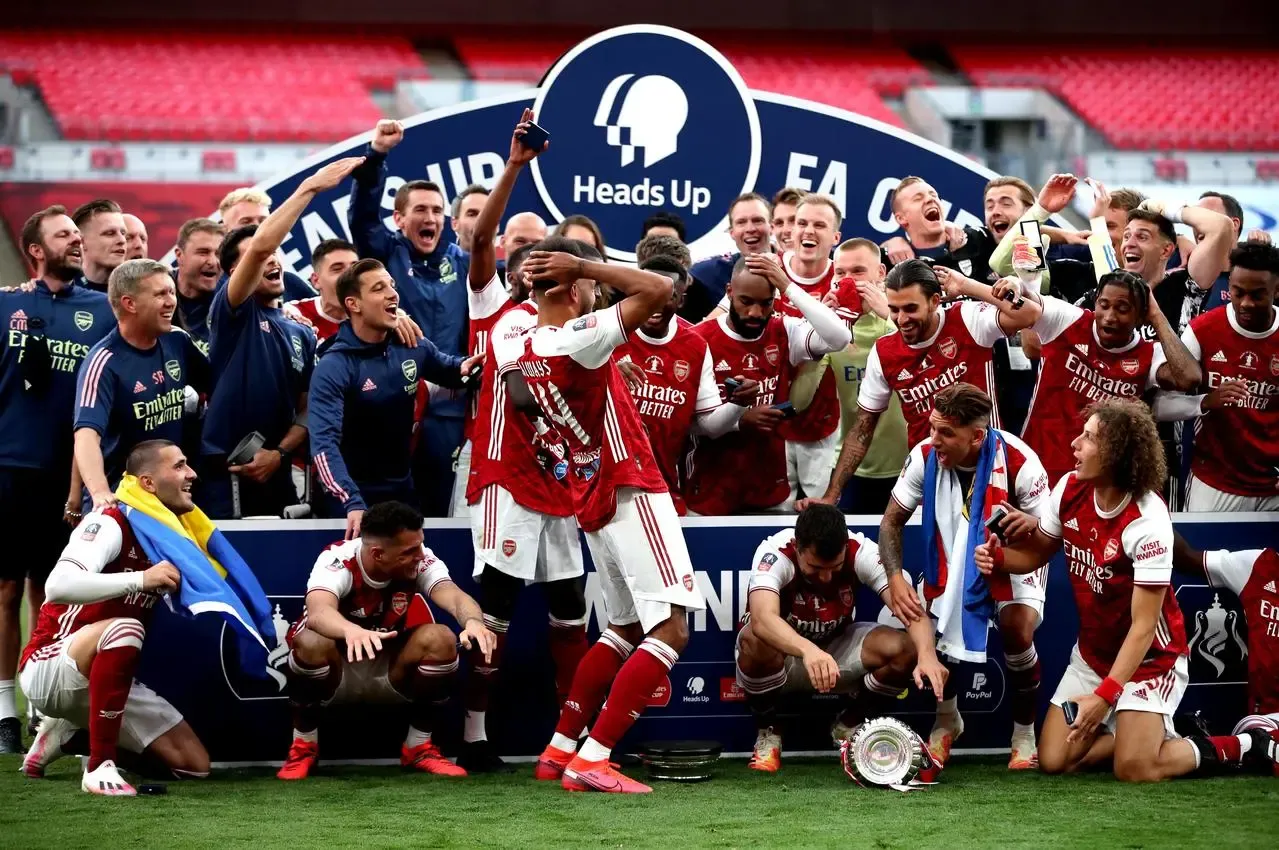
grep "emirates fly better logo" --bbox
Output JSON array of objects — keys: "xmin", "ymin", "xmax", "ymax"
[{"xmin": 531, "ymin": 25, "xmax": 761, "ymax": 262}]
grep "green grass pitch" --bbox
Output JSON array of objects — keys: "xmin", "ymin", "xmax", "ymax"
[{"xmin": 2, "ymin": 754, "xmax": 1276, "ymax": 849}]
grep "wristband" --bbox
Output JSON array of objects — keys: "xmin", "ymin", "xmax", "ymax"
[
  {"xmin": 1094, "ymin": 676, "xmax": 1123, "ymax": 706},
  {"xmin": 275, "ymin": 447, "xmax": 293, "ymax": 464}
]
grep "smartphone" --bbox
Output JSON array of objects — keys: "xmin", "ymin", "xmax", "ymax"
[
  {"xmin": 519, "ymin": 122, "xmax": 550, "ymax": 151},
  {"xmin": 772, "ymin": 401, "xmax": 797, "ymax": 419},
  {"xmin": 984, "ymin": 506, "xmax": 1009, "ymax": 544},
  {"xmin": 723, "ymin": 377, "xmax": 743, "ymax": 395},
  {"xmin": 1062, "ymin": 700, "xmax": 1079, "ymax": 725},
  {"xmin": 1018, "ymin": 220, "xmax": 1048, "ymax": 271}
]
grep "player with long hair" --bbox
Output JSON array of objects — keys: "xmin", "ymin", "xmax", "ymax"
[{"xmin": 975, "ymin": 399, "xmax": 1278, "ymax": 780}]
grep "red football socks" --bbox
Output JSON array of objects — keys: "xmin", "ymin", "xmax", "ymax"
[
  {"xmin": 87, "ymin": 619, "xmax": 146, "ymax": 771},
  {"xmin": 553, "ymin": 630, "xmax": 632, "ymax": 740}
]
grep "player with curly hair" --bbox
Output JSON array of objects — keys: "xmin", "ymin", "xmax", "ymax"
[{"xmin": 975, "ymin": 398, "xmax": 1278, "ymax": 781}]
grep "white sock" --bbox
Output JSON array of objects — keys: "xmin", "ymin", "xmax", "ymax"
[
  {"xmin": 404, "ymin": 726, "xmax": 431, "ymax": 748},
  {"xmin": 463, "ymin": 711, "xmax": 486, "ymax": 744},
  {"xmin": 1012, "ymin": 722, "xmax": 1036, "ymax": 741},
  {"xmin": 1237, "ymin": 734, "xmax": 1254, "ymax": 757},
  {"xmin": 293, "ymin": 728, "xmax": 317, "ymax": 744},
  {"xmin": 938, "ymin": 697, "xmax": 959, "ymax": 721},
  {"xmin": 0, "ymin": 680, "xmax": 16, "ymax": 719},
  {"xmin": 577, "ymin": 736, "xmax": 611, "ymax": 763},
  {"xmin": 549, "ymin": 732, "xmax": 579, "ymax": 753}
]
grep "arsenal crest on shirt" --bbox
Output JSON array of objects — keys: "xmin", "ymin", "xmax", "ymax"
[
  {"xmin": 1271, "ymin": 355, "xmax": 1279, "ymax": 376},
  {"xmin": 764, "ymin": 344, "xmax": 780, "ymax": 366},
  {"xmin": 938, "ymin": 338, "xmax": 958, "ymax": 360},
  {"xmin": 1120, "ymin": 358, "xmax": 1140, "ymax": 376},
  {"xmin": 1103, "ymin": 539, "xmax": 1120, "ymax": 562},
  {"xmin": 673, "ymin": 359, "xmax": 690, "ymax": 382},
  {"xmin": 391, "ymin": 591, "xmax": 409, "ymax": 616}
]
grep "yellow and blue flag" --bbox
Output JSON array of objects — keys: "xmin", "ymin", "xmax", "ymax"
[{"xmin": 115, "ymin": 474, "xmax": 276, "ymax": 677}]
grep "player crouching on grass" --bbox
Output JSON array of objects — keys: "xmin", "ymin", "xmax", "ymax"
[
  {"xmin": 736, "ymin": 503, "xmax": 947, "ymax": 772},
  {"xmin": 975, "ymin": 399, "xmax": 1279, "ymax": 781},
  {"xmin": 277, "ymin": 501, "xmax": 496, "ymax": 780}
]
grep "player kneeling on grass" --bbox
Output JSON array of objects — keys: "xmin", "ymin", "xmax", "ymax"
[
  {"xmin": 20, "ymin": 441, "xmax": 210, "ymax": 796},
  {"xmin": 277, "ymin": 500, "xmax": 496, "ymax": 780},
  {"xmin": 974, "ymin": 399, "xmax": 1279, "ymax": 781},
  {"xmin": 736, "ymin": 503, "xmax": 947, "ymax": 772}
]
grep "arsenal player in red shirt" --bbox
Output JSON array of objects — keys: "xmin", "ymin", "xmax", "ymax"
[
  {"xmin": 1177, "ymin": 241, "xmax": 1279, "ymax": 512},
  {"xmin": 455, "ymin": 111, "xmax": 589, "ymax": 773},
  {"xmin": 20, "ymin": 441, "xmax": 209, "ymax": 795},
  {"xmin": 978, "ymin": 399, "xmax": 1279, "ymax": 781},
  {"xmin": 1022, "ymin": 271, "xmax": 1202, "ymax": 484},
  {"xmin": 822, "ymin": 259, "xmax": 1041, "ymax": 504},
  {"xmin": 685, "ymin": 254, "xmax": 853, "ymax": 514},
  {"xmin": 615, "ymin": 255, "xmax": 756, "ymax": 513}
]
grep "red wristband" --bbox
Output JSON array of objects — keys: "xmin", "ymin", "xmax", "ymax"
[{"xmin": 1094, "ymin": 676, "xmax": 1123, "ymax": 706}]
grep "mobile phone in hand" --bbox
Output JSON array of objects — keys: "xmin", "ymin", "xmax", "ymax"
[
  {"xmin": 723, "ymin": 377, "xmax": 743, "ymax": 395},
  {"xmin": 520, "ymin": 122, "xmax": 550, "ymax": 151},
  {"xmin": 984, "ymin": 505, "xmax": 1009, "ymax": 544},
  {"xmin": 1062, "ymin": 700, "xmax": 1079, "ymax": 725},
  {"xmin": 772, "ymin": 401, "xmax": 797, "ymax": 419}
]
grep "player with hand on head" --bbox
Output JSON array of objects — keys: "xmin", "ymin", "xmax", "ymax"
[
  {"xmin": 512, "ymin": 238, "xmax": 701, "ymax": 794},
  {"xmin": 975, "ymin": 399, "xmax": 1278, "ymax": 781},
  {"xmin": 736, "ymin": 503, "xmax": 946, "ymax": 772},
  {"xmin": 455, "ymin": 111, "xmax": 590, "ymax": 773},
  {"xmin": 278, "ymin": 500, "xmax": 496, "ymax": 780},
  {"xmin": 879, "ymin": 383, "xmax": 1052, "ymax": 769},
  {"xmin": 684, "ymin": 251, "xmax": 853, "ymax": 514},
  {"xmin": 21, "ymin": 440, "xmax": 210, "ymax": 795}
]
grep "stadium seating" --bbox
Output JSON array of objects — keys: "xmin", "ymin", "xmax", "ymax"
[
  {"xmin": 952, "ymin": 47, "xmax": 1279, "ymax": 151},
  {"xmin": 0, "ymin": 31, "xmax": 426, "ymax": 143},
  {"xmin": 452, "ymin": 34, "xmax": 924, "ymax": 127}
]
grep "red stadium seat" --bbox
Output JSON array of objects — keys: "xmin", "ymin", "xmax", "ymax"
[
  {"xmin": 89, "ymin": 148, "xmax": 126, "ymax": 171},
  {"xmin": 1256, "ymin": 160, "xmax": 1279, "ymax": 181},
  {"xmin": 0, "ymin": 31, "xmax": 425, "ymax": 143},
  {"xmin": 951, "ymin": 46, "xmax": 1279, "ymax": 151},
  {"xmin": 0, "ymin": 147, "xmax": 13, "ymax": 170}
]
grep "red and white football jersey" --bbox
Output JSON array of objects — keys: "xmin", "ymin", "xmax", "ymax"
[
  {"xmin": 745, "ymin": 527, "xmax": 888, "ymax": 644},
  {"xmin": 1041, "ymin": 473, "xmax": 1187, "ymax": 681},
  {"xmin": 615, "ymin": 317, "xmax": 722, "ymax": 514},
  {"xmin": 286, "ymin": 296, "xmax": 344, "ymax": 342},
  {"xmin": 1181, "ymin": 304, "xmax": 1279, "ymax": 497},
  {"xmin": 302, "ymin": 537, "xmax": 452, "ymax": 632},
  {"xmin": 859, "ymin": 301, "xmax": 1007, "ymax": 446},
  {"xmin": 1024, "ymin": 299, "xmax": 1164, "ymax": 484},
  {"xmin": 890, "ymin": 430, "xmax": 1051, "ymax": 518},
  {"xmin": 464, "ymin": 274, "xmax": 517, "ymax": 441},
  {"xmin": 21, "ymin": 508, "xmax": 159, "ymax": 669},
  {"xmin": 685, "ymin": 313, "xmax": 826, "ymax": 514},
  {"xmin": 515, "ymin": 305, "xmax": 667, "ymax": 532},
  {"xmin": 470, "ymin": 298, "xmax": 571, "ymax": 516},
  {"xmin": 1203, "ymin": 547, "xmax": 1279, "ymax": 715},
  {"xmin": 772, "ymin": 252, "xmax": 842, "ymax": 443}
]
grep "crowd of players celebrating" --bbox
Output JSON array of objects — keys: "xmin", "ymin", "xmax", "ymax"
[{"xmin": 1, "ymin": 110, "xmax": 1276, "ymax": 796}]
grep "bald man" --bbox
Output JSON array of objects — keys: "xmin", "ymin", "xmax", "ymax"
[
  {"xmin": 122, "ymin": 215, "xmax": 149, "ymax": 260},
  {"xmin": 501, "ymin": 212, "xmax": 547, "ymax": 257}
]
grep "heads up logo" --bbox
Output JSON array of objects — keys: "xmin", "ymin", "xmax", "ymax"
[{"xmin": 531, "ymin": 25, "xmax": 760, "ymax": 262}]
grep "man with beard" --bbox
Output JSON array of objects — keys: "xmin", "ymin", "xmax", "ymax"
[
  {"xmin": 617, "ymin": 255, "xmax": 757, "ymax": 513},
  {"xmin": 71, "ymin": 200, "xmax": 127, "ymax": 294},
  {"xmin": 122, "ymin": 214, "xmax": 148, "ymax": 260},
  {"xmin": 0, "ymin": 206, "xmax": 115, "ymax": 752},
  {"xmin": 196, "ymin": 161, "xmax": 362, "ymax": 518},
  {"xmin": 686, "ymin": 193, "xmax": 773, "ymax": 321},
  {"xmin": 683, "ymin": 254, "xmax": 852, "ymax": 514},
  {"xmin": 350, "ymin": 120, "xmax": 473, "ymax": 517},
  {"xmin": 171, "ymin": 219, "xmax": 224, "ymax": 354},
  {"xmin": 819, "ymin": 259, "xmax": 1041, "ymax": 516},
  {"xmin": 284, "ymin": 239, "xmax": 360, "ymax": 344}
]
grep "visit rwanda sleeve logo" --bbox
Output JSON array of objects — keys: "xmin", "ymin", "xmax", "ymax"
[{"xmin": 530, "ymin": 25, "xmax": 760, "ymax": 263}]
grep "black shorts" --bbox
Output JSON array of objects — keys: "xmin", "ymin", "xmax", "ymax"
[{"xmin": 0, "ymin": 466, "xmax": 71, "ymax": 584}]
